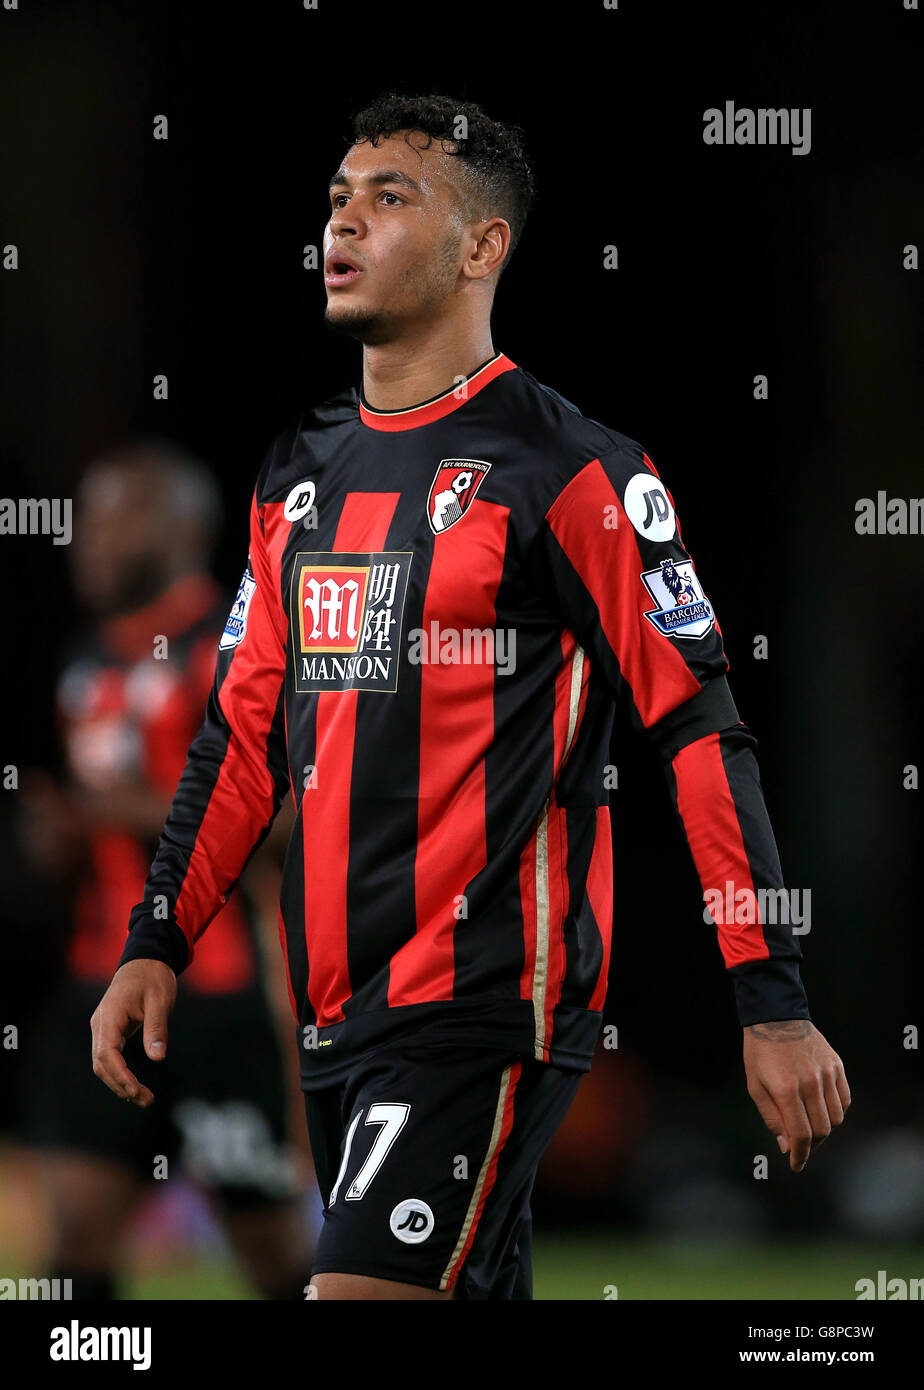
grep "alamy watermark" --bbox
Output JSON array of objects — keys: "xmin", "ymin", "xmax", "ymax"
[
  {"xmin": 856, "ymin": 1270, "xmax": 924, "ymax": 1300},
  {"xmin": 703, "ymin": 882, "xmax": 811, "ymax": 933},
  {"xmin": 406, "ymin": 622, "xmax": 516, "ymax": 674},
  {"xmin": 49, "ymin": 1320, "xmax": 151, "ymax": 1369},
  {"xmin": 855, "ymin": 493, "xmax": 924, "ymax": 534},
  {"xmin": 703, "ymin": 103, "xmax": 812, "ymax": 156},
  {"xmin": 0, "ymin": 497, "xmax": 72, "ymax": 545},
  {"xmin": 0, "ymin": 1275, "xmax": 72, "ymax": 1299}
]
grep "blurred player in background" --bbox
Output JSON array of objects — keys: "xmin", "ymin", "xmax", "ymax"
[{"xmin": 18, "ymin": 443, "xmax": 313, "ymax": 1299}]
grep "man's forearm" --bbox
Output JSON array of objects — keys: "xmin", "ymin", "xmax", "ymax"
[{"xmin": 662, "ymin": 717, "xmax": 811, "ymax": 1025}]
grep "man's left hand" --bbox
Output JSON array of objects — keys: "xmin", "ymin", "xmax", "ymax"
[{"xmin": 743, "ymin": 1019, "xmax": 850, "ymax": 1172}]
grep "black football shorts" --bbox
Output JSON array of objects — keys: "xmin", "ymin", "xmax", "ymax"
[
  {"xmin": 303, "ymin": 1023, "xmax": 583, "ymax": 1298},
  {"xmin": 25, "ymin": 977, "xmax": 301, "ymax": 1212}
]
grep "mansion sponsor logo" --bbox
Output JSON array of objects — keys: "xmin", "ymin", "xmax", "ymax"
[
  {"xmin": 703, "ymin": 882, "xmax": 811, "ymax": 934},
  {"xmin": 407, "ymin": 622, "xmax": 516, "ymax": 674},
  {"xmin": 0, "ymin": 1275, "xmax": 72, "ymax": 1299},
  {"xmin": 50, "ymin": 1320, "xmax": 151, "ymax": 1370},
  {"xmin": 0, "ymin": 496, "xmax": 72, "ymax": 545},
  {"xmin": 290, "ymin": 551, "xmax": 412, "ymax": 694},
  {"xmin": 703, "ymin": 102, "xmax": 812, "ymax": 156},
  {"xmin": 855, "ymin": 492, "xmax": 924, "ymax": 534}
]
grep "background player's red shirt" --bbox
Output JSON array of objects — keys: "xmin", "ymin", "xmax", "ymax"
[{"xmin": 60, "ymin": 572, "xmax": 256, "ymax": 992}]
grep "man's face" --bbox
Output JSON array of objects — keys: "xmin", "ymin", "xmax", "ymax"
[
  {"xmin": 323, "ymin": 130, "xmax": 471, "ymax": 344},
  {"xmin": 71, "ymin": 463, "xmax": 173, "ymax": 616}
]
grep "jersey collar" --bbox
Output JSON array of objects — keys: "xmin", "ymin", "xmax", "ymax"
[{"xmin": 358, "ymin": 352, "xmax": 516, "ymax": 432}]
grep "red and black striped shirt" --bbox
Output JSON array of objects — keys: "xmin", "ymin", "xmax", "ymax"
[
  {"xmin": 61, "ymin": 573, "xmax": 259, "ymax": 993},
  {"xmin": 118, "ymin": 352, "xmax": 810, "ymax": 1085}
]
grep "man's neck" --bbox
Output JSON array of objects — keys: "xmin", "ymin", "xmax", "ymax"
[{"xmin": 361, "ymin": 325, "xmax": 496, "ymax": 412}]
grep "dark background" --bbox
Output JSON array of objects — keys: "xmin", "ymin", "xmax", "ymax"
[{"xmin": 1, "ymin": 0, "xmax": 922, "ymax": 1267}]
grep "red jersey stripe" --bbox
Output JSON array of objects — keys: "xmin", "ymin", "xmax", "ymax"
[
  {"xmin": 260, "ymin": 500, "xmax": 294, "ymax": 643},
  {"xmin": 553, "ymin": 630, "xmax": 578, "ymax": 768},
  {"xmin": 587, "ymin": 805, "xmax": 613, "ymax": 1011},
  {"xmin": 304, "ymin": 492, "xmax": 401, "ymax": 1025},
  {"xmin": 672, "ymin": 731, "xmax": 769, "ymax": 966},
  {"xmin": 524, "ymin": 637, "xmax": 587, "ymax": 1058},
  {"xmin": 541, "ymin": 792, "xmax": 570, "ymax": 1052},
  {"xmin": 174, "ymin": 539, "xmax": 282, "ymax": 949},
  {"xmin": 546, "ymin": 458, "xmax": 702, "ymax": 726},
  {"xmin": 388, "ymin": 502, "xmax": 509, "ymax": 1007}
]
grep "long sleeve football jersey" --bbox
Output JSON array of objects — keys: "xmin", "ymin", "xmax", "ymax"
[{"xmin": 118, "ymin": 351, "xmax": 811, "ymax": 1087}]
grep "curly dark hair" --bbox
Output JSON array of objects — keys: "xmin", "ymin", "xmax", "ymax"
[{"xmin": 348, "ymin": 91, "xmax": 536, "ymax": 274}]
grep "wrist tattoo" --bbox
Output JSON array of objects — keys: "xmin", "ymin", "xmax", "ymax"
[{"xmin": 747, "ymin": 1019, "xmax": 812, "ymax": 1042}]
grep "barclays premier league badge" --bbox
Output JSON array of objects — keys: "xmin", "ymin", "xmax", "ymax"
[
  {"xmin": 220, "ymin": 565, "xmax": 257, "ymax": 650},
  {"xmin": 640, "ymin": 557, "xmax": 715, "ymax": 640}
]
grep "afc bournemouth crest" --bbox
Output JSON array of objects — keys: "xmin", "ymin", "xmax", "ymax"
[
  {"xmin": 640, "ymin": 557, "xmax": 715, "ymax": 640},
  {"xmin": 427, "ymin": 459, "xmax": 491, "ymax": 534}
]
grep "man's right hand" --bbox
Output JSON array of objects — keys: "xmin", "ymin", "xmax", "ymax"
[{"xmin": 90, "ymin": 959, "xmax": 177, "ymax": 1107}]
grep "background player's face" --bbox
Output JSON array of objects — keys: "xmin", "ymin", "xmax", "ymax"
[
  {"xmin": 71, "ymin": 460, "xmax": 183, "ymax": 616},
  {"xmin": 323, "ymin": 130, "xmax": 471, "ymax": 344}
]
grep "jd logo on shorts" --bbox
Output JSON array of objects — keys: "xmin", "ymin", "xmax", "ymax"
[{"xmin": 390, "ymin": 1198, "xmax": 435, "ymax": 1244}]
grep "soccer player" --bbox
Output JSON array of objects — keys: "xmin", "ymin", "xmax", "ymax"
[
  {"xmin": 90, "ymin": 93, "xmax": 850, "ymax": 1301},
  {"xmin": 22, "ymin": 445, "xmax": 312, "ymax": 1299}
]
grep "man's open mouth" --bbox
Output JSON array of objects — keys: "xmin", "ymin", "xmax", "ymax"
[{"xmin": 325, "ymin": 261, "xmax": 364, "ymax": 286}]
